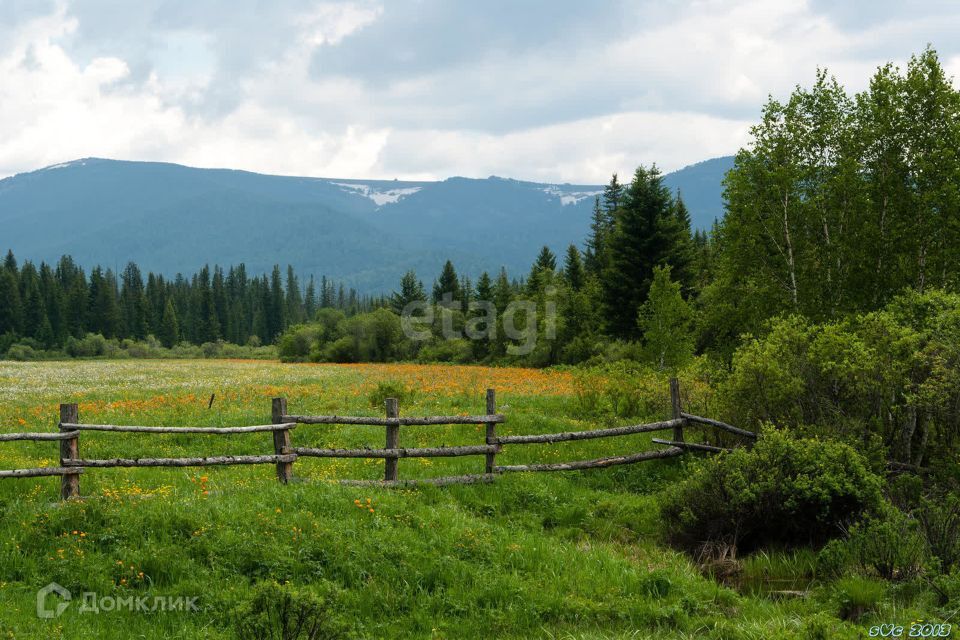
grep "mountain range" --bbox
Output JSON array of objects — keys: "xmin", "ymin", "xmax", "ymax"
[{"xmin": 0, "ymin": 156, "xmax": 733, "ymax": 292}]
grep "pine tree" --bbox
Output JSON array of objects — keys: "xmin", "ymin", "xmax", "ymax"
[
  {"xmin": 304, "ymin": 276, "xmax": 317, "ymax": 319},
  {"xmin": 390, "ymin": 270, "xmax": 427, "ymax": 313},
  {"xmin": 433, "ymin": 260, "xmax": 460, "ymax": 304},
  {"xmin": 285, "ymin": 265, "xmax": 304, "ymax": 325},
  {"xmin": 602, "ymin": 173, "xmax": 625, "ymax": 215},
  {"xmin": 0, "ymin": 269, "xmax": 22, "ymax": 335},
  {"xmin": 602, "ymin": 165, "xmax": 687, "ymax": 339},
  {"xmin": 120, "ymin": 262, "xmax": 149, "ymax": 339},
  {"xmin": 269, "ymin": 265, "xmax": 285, "ymax": 339},
  {"xmin": 159, "ymin": 298, "xmax": 179, "ymax": 348},
  {"xmin": 562, "ymin": 244, "xmax": 585, "ymax": 291}
]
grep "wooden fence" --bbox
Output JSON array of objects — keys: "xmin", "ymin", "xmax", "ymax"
[{"xmin": 0, "ymin": 379, "xmax": 756, "ymax": 498}]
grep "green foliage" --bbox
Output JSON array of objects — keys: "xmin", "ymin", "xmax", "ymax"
[
  {"xmin": 233, "ymin": 580, "xmax": 346, "ymax": 640},
  {"xmin": 367, "ymin": 379, "xmax": 416, "ymax": 409},
  {"xmin": 916, "ymin": 494, "xmax": 960, "ymax": 573},
  {"xmin": 601, "ymin": 165, "xmax": 693, "ymax": 339},
  {"xmin": 831, "ymin": 577, "xmax": 887, "ymax": 621},
  {"xmin": 706, "ymin": 48, "xmax": 960, "ymax": 352},
  {"xmin": 638, "ymin": 265, "xmax": 695, "ymax": 371},
  {"xmin": 721, "ymin": 290, "xmax": 960, "ymax": 465},
  {"xmin": 847, "ymin": 509, "xmax": 927, "ymax": 581},
  {"xmin": 661, "ymin": 431, "xmax": 883, "ymax": 552}
]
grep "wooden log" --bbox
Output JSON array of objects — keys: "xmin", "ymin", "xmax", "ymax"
[
  {"xmin": 293, "ymin": 444, "xmax": 499, "ymax": 458},
  {"xmin": 282, "ymin": 414, "xmax": 505, "ymax": 426},
  {"xmin": 0, "ymin": 431, "xmax": 80, "ymax": 442},
  {"xmin": 272, "ymin": 398, "xmax": 293, "ymax": 484},
  {"xmin": 60, "ymin": 423, "xmax": 296, "ymax": 434},
  {"xmin": 0, "ymin": 467, "xmax": 86, "ymax": 479},
  {"xmin": 384, "ymin": 398, "xmax": 399, "ymax": 482},
  {"xmin": 670, "ymin": 378, "xmax": 684, "ymax": 443},
  {"xmin": 59, "ymin": 404, "xmax": 80, "ymax": 499},
  {"xmin": 62, "ymin": 454, "xmax": 297, "ymax": 468},
  {"xmin": 680, "ymin": 413, "xmax": 757, "ymax": 439},
  {"xmin": 338, "ymin": 473, "xmax": 496, "ymax": 487},
  {"xmin": 495, "ymin": 447, "xmax": 684, "ymax": 473},
  {"xmin": 485, "ymin": 388, "xmax": 497, "ymax": 474},
  {"xmin": 493, "ymin": 418, "xmax": 683, "ymax": 445},
  {"xmin": 651, "ymin": 438, "xmax": 730, "ymax": 453}
]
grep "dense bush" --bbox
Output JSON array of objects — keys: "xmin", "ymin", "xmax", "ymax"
[
  {"xmin": 847, "ymin": 509, "xmax": 926, "ymax": 580},
  {"xmin": 721, "ymin": 290, "xmax": 960, "ymax": 466},
  {"xmin": 660, "ymin": 431, "xmax": 883, "ymax": 552},
  {"xmin": 233, "ymin": 580, "xmax": 346, "ymax": 640}
]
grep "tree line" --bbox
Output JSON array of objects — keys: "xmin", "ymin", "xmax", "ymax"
[{"xmin": 0, "ymin": 254, "xmax": 383, "ymax": 353}]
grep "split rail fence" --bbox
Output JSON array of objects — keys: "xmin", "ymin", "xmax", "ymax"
[{"xmin": 0, "ymin": 379, "xmax": 756, "ymax": 499}]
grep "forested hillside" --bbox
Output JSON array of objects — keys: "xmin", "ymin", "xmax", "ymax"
[{"xmin": 0, "ymin": 157, "xmax": 729, "ymax": 292}]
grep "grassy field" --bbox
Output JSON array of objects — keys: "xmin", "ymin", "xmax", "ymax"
[{"xmin": 0, "ymin": 360, "xmax": 925, "ymax": 638}]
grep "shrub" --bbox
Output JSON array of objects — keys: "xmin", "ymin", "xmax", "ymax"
[
  {"xmin": 917, "ymin": 495, "xmax": 960, "ymax": 573},
  {"xmin": 5, "ymin": 343, "xmax": 39, "ymax": 361},
  {"xmin": 233, "ymin": 580, "xmax": 345, "ymax": 640},
  {"xmin": 65, "ymin": 333, "xmax": 109, "ymax": 357},
  {"xmin": 660, "ymin": 431, "xmax": 883, "ymax": 553},
  {"xmin": 367, "ymin": 379, "xmax": 415, "ymax": 409},
  {"xmin": 848, "ymin": 509, "xmax": 927, "ymax": 580},
  {"xmin": 721, "ymin": 291, "xmax": 960, "ymax": 467},
  {"xmin": 416, "ymin": 338, "xmax": 472, "ymax": 363},
  {"xmin": 278, "ymin": 324, "xmax": 323, "ymax": 362}
]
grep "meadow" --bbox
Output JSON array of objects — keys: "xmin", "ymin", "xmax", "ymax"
[{"xmin": 0, "ymin": 360, "xmax": 935, "ymax": 639}]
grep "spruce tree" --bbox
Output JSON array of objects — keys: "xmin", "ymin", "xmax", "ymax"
[
  {"xmin": 285, "ymin": 265, "xmax": 304, "ymax": 325},
  {"xmin": 390, "ymin": 270, "xmax": 426, "ymax": 313},
  {"xmin": 304, "ymin": 276, "xmax": 317, "ymax": 319},
  {"xmin": 433, "ymin": 260, "xmax": 460, "ymax": 303},
  {"xmin": 0, "ymin": 269, "xmax": 22, "ymax": 336},
  {"xmin": 602, "ymin": 165, "xmax": 685, "ymax": 339},
  {"xmin": 159, "ymin": 298, "xmax": 179, "ymax": 348},
  {"xmin": 562, "ymin": 244, "xmax": 585, "ymax": 291}
]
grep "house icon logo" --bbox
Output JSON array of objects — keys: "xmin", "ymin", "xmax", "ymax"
[{"xmin": 37, "ymin": 582, "xmax": 71, "ymax": 618}]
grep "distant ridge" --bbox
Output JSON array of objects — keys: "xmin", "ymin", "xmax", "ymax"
[{"xmin": 0, "ymin": 156, "xmax": 733, "ymax": 291}]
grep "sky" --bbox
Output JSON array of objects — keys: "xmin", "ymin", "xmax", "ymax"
[{"xmin": 1, "ymin": 0, "xmax": 959, "ymax": 183}]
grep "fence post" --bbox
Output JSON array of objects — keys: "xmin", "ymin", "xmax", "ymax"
[
  {"xmin": 384, "ymin": 398, "xmax": 399, "ymax": 482},
  {"xmin": 272, "ymin": 398, "xmax": 293, "ymax": 484},
  {"xmin": 669, "ymin": 378, "xmax": 684, "ymax": 443},
  {"xmin": 485, "ymin": 389, "xmax": 497, "ymax": 474},
  {"xmin": 59, "ymin": 403, "xmax": 80, "ymax": 500}
]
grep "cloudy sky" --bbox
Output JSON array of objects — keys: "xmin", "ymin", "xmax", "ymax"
[{"xmin": 1, "ymin": 0, "xmax": 959, "ymax": 183}]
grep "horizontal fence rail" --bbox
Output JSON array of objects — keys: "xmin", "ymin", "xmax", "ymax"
[
  {"xmin": 495, "ymin": 447, "xmax": 685, "ymax": 473},
  {"xmin": 63, "ymin": 455, "xmax": 297, "ymax": 468},
  {"xmin": 680, "ymin": 413, "xmax": 757, "ymax": 439},
  {"xmin": 293, "ymin": 445, "xmax": 500, "ymax": 459},
  {"xmin": 0, "ymin": 379, "xmax": 757, "ymax": 497},
  {"xmin": 0, "ymin": 467, "xmax": 86, "ymax": 479},
  {"xmin": 60, "ymin": 423, "xmax": 296, "ymax": 434},
  {"xmin": 0, "ymin": 431, "xmax": 80, "ymax": 442},
  {"xmin": 282, "ymin": 414, "xmax": 505, "ymax": 426},
  {"xmin": 493, "ymin": 419, "xmax": 683, "ymax": 445}
]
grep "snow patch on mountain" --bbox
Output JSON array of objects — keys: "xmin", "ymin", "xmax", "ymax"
[
  {"xmin": 540, "ymin": 186, "xmax": 603, "ymax": 206},
  {"xmin": 332, "ymin": 182, "xmax": 422, "ymax": 206}
]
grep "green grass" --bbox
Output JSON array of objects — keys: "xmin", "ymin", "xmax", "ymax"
[{"xmin": 0, "ymin": 360, "xmax": 942, "ymax": 638}]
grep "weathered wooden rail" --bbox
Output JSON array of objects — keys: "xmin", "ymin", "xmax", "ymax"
[{"xmin": 0, "ymin": 379, "xmax": 756, "ymax": 498}]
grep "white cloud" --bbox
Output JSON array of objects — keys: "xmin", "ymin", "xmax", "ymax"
[{"xmin": 0, "ymin": 0, "xmax": 958, "ymax": 182}]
